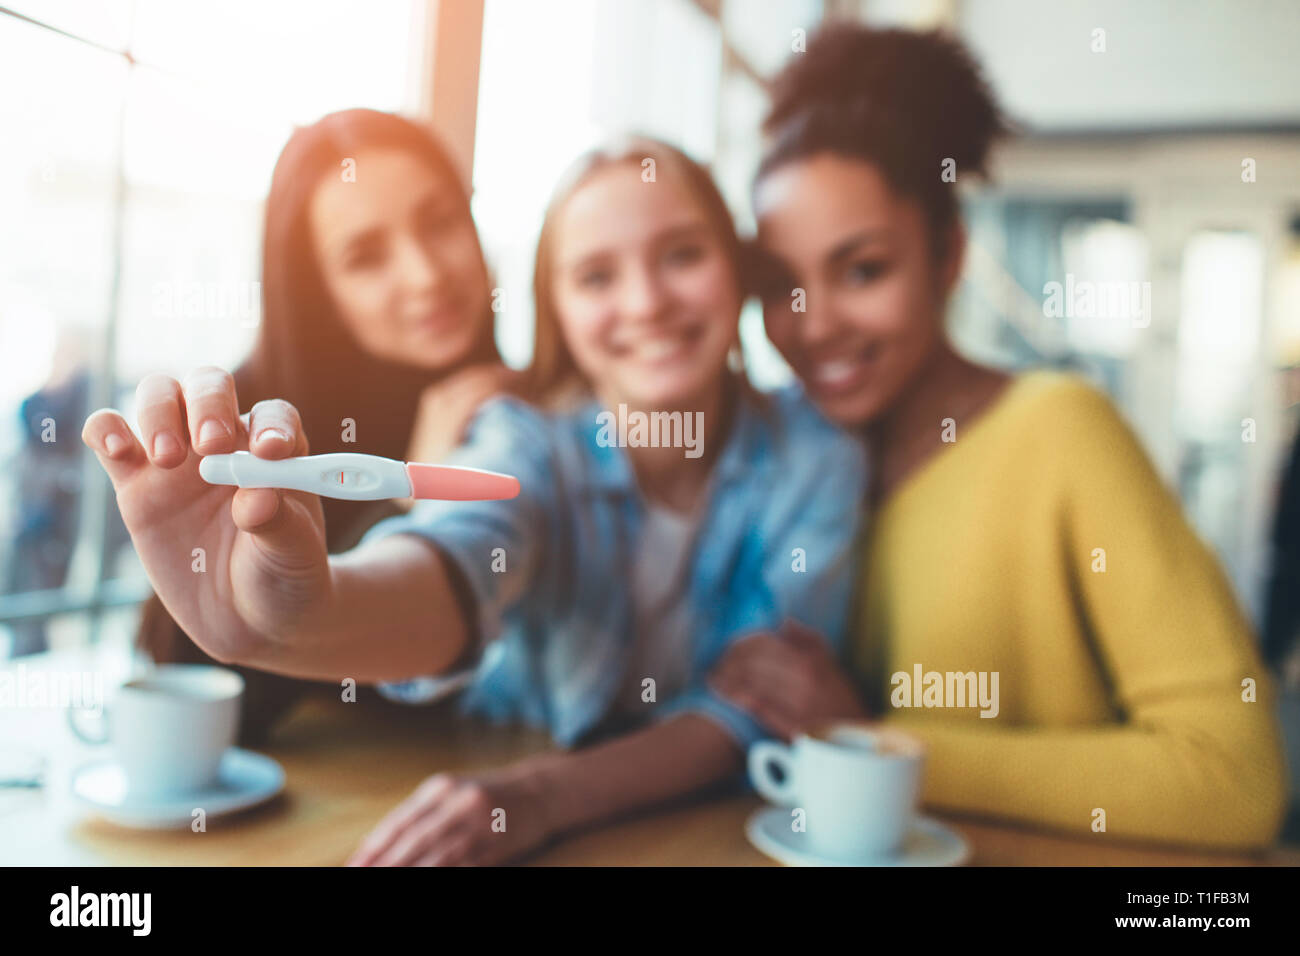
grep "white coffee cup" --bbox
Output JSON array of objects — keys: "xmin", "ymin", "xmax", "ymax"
[
  {"xmin": 68, "ymin": 664, "xmax": 244, "ymax": 798},
  {"xmin": 748, "ymin": 723, "xmax": 924, "ymax": 861}
]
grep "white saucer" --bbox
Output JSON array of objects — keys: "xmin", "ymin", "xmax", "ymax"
[
  {"xmin": 71, "ymin": 748, "xmax": 284, "ymax": 829},
  {"xmin": 745, "ymin": 807, "xmax": 970, "ymax": 866}
]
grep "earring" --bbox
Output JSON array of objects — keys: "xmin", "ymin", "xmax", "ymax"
[{"xmin": 726, "ymin": 344, "xmax": 746, "ymax": 374}]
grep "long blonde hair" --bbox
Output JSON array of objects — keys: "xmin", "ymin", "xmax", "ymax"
[{"xmin": 527, "ymin": 135, "xmax": 747, "ymax": 408}]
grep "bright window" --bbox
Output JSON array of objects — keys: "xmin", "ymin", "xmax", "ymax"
[{"xmin": 0, "ymin": 1, "xmax": 423, "ymax": 657}]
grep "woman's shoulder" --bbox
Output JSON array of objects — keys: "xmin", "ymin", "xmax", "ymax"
[
  {"xmin": 471, "ymin": 392, "xmax": 542, "ymax": 421},
  {"xmin": 996, "ymin": 368, "xmax": 1129, "ymax": 439},
  {"xmin": 464, "ymin": 394, "xmax": 561, "ymax": 440},
  {"xmin": 455, "ymin": 395, "xmax": 565, "ymax": 474},
  {"xmin": 464, "ymin": 393, "xmax": 623, "ymax": 480},
  {"xmin": 993, "ymin": 369, "xmax": 1159, "ymax": 493}
]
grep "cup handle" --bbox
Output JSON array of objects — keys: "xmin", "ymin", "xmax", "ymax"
[
  {"xmin": 66, "ymin": 702, "xmax": 109, "ymax": 745},
  {"xmin": 748, "ymin": 740, "xmax": 798, "ymax": 806}
]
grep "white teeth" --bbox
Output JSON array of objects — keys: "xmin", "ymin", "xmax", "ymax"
[
  {"xmin": 811, "ymin": 348, "xmax": 878, "ymax": 386},
  {"xmin": 813, "ymin": 359, "xmax": 863, "ymax": 385},
  {"xmin": 640, "ymin": 340, "xmax": 682, "ymax": 361},
  {"xmin": 611, "ymin": 328, "xmax": 697, "ymax": 362}
]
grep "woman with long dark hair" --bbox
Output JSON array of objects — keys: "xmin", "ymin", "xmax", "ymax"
[{"xmin": 137, "ymin": 109, "xmax": 506, "ymax": 741}]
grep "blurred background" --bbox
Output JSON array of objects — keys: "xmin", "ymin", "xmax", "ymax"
[{"xmin": 2, "ymin": 0, "xmax": 1299, "ymax": 795}]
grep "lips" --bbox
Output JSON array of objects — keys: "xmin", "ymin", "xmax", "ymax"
[{"xmin": 407, "ymin": 303, "xmax": 463, "ymax": 335}]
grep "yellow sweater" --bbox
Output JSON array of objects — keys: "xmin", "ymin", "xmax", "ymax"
[{"xmin": 855, "ymin": 370, "xmax": 1288, "ymax": 850}]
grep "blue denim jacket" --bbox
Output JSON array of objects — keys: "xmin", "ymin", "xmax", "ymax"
[{"xmin": 360, "ymin": 383, "xmax": 866, "ymax": 750}]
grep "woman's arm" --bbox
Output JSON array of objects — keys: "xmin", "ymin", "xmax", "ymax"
[
  {"xmin": 881, "ymin": 699, "xmax": 1285, "ymax": 851},
  {"xmin": 716, "ymin": 614, "xmax": 1287, "ymax": 851},
  {"xmin": 249, "ymin": 532, "xmax": 470, "ymax": 683},
  {"xmin": 84, "ymin": 367, "xmax": 524, "ymax": 687},
  {"xmin": 916, "ymin": 384, "xmax": 1287, "ymax": 851},
  {"xmin": 713, "ymin": 383, "xmax": 1289, "ymax": 851},
  {"xmin": 261, "ymin": 400, "xmax": 557, "ymax": 684},
  {"xmin": 348, "ymin": 713, "xmax": 742, "ymax": 866},
  {"xmin": 536, "ymin": 713, "xmax": 743, "ymax": 833}
]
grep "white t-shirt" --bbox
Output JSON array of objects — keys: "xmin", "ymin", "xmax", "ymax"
[{"xmin": 611, "ymin": 502, "xmax": 700, "ymax": 717}]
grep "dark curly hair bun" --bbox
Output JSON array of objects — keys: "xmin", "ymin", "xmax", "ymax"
[{"xmin": 759, "ymin": 23, "xmax": 1010, "ymax": 237}]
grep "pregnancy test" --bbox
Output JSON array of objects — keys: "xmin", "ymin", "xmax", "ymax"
[{"xmin": 199, "ymin": 451, "xmax": 520, "ymax": 501}]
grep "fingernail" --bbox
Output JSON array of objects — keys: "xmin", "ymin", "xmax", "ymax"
[
  {"xmin": 104, "ymin": 433, "xmax": 125, "ymax": 456},
  {"xmin": 258, "ymin": 428, "xmax": 290, "ymax": 444},
  {"xmin": 198, "ymin": 419, "xmax": 227, "ymax": 446},
  {"xmin": 152, "ymin": 432, "xmax": 180, "ymax": 459}
]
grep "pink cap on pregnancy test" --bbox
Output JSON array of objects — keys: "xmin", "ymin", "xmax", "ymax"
[
  {"xmin": 404, "ymin": 461, "xmax": 519, "ymax": 501},
  {"xmin": 199, "ymin": 451, "xmax": 519, "ymax": 502}
]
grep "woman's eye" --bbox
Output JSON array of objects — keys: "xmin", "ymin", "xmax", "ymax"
[
  {"xmin": 664, "ymin": 243, "xmax": 705, "ymax": 267},
  {"xmin": 344, "ymin": 248, "xmax": 384, "ymax": 271},
  {"xmin": 576, "ymin": 269, "xmax": 613, "ymax": 290},
  {"xmin": 845, "ymin": 259, "xmax": 888, "ymax": 284},
  {"xmin": 420, "ymin": 210, "xmax": 458, "ymax": 236}
]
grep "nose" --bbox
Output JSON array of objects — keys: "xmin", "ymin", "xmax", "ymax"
[
  {"xmin": 393, "ymin": 234, "xmax": 444, "ymax": 296},
  {"xmin": 620, "ymin": 261, "xmax": 670, "ymax": 325},
  {"xmin": 794, "ymin": 285, "xmax": 842, "ymax": 350}
]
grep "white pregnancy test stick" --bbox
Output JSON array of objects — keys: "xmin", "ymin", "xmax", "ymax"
[{"xmin": 198, "ymin": 451, "xmax": 520, "ymax": 501}]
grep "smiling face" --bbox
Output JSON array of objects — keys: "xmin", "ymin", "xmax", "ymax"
[
  {"xmin": 754, "ymin": 153, "xmax": 961, "ymax": 428},
  {"xmin": 548, "ymin": 161, "xmax": 741, "ymax": 411},
  {"xmin": 308, "ymin": 147, "xmax": 492, "ymax": 371}
]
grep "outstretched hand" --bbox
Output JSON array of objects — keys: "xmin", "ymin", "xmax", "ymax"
[{"xmin": 82, "ymin": 366, "xmax": 330, "ymax": 666}]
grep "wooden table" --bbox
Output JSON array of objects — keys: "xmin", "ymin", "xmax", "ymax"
[{"xmin": 3, "ymin": 647, "xmax": 1297, "ymax": 866}]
